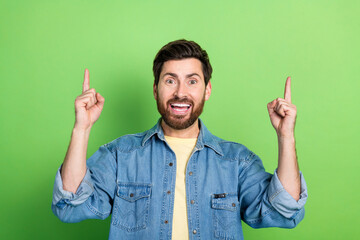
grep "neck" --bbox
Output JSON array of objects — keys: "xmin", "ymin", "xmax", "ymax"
[{"xmin": 161, "ymin": 119, "xmax": 200, "ymax": 138}]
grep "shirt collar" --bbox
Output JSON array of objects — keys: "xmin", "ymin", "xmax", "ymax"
[{"xmin": 142, "ymin": 118, "xmax": 224, "ymax": 156}]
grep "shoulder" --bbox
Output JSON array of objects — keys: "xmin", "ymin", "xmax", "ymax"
[
  {"xmin": 200, "ymin": 119, "xmax": 257, "ymax": 163},
  {"xmin": 102, "ymin": 130, "xmax": 149, "ymax": 153},
  {"xmin": 211, "ymin": 134, "xmax": 258, "ymax": 165}
]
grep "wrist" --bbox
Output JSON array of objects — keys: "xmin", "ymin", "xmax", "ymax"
[
  {"xmin": 72, "ymin": 125, "xmax": 92, "ymax": 135},
  {"xmin": 277, "ymin": 132, "xmax": 295, "ymax": 142}
]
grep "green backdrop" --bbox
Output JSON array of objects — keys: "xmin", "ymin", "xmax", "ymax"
[{"xmin": 1, "ymin": 0, "xmax": 359, "ymax": 239}]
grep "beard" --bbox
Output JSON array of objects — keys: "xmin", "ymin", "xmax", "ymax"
[{"xmin": 156, "ymin": 94, "xmax": 205, "ymax": 130}]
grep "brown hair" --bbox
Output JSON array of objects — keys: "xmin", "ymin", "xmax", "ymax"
[{"xmin": 153, "ymin": 39, "xmax": 212, "ymax": 86}]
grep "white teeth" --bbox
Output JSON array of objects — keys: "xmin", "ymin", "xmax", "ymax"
[{"xmin": 171, "ymin": 103, "xmax": 190, "ymax": 107}]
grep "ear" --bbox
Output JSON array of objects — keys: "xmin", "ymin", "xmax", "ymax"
[
  {"xmin": 205, "ymin": 81, "xmax": 212, "ymax": 101},
  {"xmin": 153, "ymin": 82, "xmax": 157, "ymax": 100}
]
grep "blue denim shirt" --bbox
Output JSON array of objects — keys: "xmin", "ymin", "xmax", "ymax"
[{"xmin": 52, "ymin": 118, "xmax": 308, "ymax": 240}]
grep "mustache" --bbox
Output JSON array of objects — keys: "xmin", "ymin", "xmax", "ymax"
[{"xmin": 167, "ymin": 97, "xmax": 193, "ymax": 105}]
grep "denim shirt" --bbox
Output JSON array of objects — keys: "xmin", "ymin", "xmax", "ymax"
[{"xmin": 52, "ymin": 118, "xmax": 308, "ymax": 240}]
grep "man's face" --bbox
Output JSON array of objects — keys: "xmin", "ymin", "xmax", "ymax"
[{"xmin": 153, "ymin": 58, "xmax": 212, "ymax": 130}]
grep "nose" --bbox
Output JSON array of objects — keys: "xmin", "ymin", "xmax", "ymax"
[{"xmin": 174, "ymin": 81, "xmax": 187, "ymax": 98}]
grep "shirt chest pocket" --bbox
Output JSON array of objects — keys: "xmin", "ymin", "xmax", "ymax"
[
  {"xmin": 211, "ymin": 193, "xmax": 240, "ymax": 240},
  {"xmin": 112, "ymin": 182, "xmax": 152, "ymax": 232}
]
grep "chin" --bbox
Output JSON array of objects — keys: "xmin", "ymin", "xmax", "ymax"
[
  {"xmin": 163, "ymin": 113, "xmax": 198, "ymax": 130},
  {"xmin": 156, "ymin": 97, "xmax": 204, "ymax": 130}
]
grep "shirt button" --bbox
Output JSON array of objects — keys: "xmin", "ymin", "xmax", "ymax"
[
  {"xmin": 164, "ymin": 220, "xmax": 168, "ymax": 224},
  {"xmin": 232, "ymin": 203, "xmax": 236, "ymax": 207},
  {"xmin": 189, "ymin": 171, "xmax": 193, "ymax": 176},
  {"xmin": 193, "ymin": 229, "xmax": 197, "ymax": 234},
  {"xmin": 167, "ymin": 190, "xmax": 171, "ymax": 194},
  {"xmin": 130, "ymin": 193, "xmax": 134, "ymax": 197},
  {"xmin": 169, "ymin": 162, "xmax": 173, "ymax": 166},
  {"xmin": 190, "ymin": 200, "xmax": 195, "ymax": 204}
]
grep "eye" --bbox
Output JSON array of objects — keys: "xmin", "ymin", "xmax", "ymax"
[
  {"xmin": 189, "ymin": 79, "xmax": 197, "ymax": 85},
  {"xmin": 166, "ymin": 79, "xmax": 175, "ymax": 84}
]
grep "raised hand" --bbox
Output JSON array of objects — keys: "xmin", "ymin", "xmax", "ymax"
[
  {"xmin": 267, "ymin": 77, "xmax": 297, "ymax": 138},
  {"xmin": 74, "ymin": 69, "xmax": 105, "ymax": 130}
]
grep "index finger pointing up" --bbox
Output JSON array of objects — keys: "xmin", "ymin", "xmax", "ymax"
[
  {"xmin": 83, "ymin": 68, "xmax": 90, "ymax": 93},
  {"xmin": 284, "ymin": 76, "xmax": 291, "ymax": 103}
]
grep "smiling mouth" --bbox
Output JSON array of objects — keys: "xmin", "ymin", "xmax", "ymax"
[{"xmin": 169, "ymin": 103, "xmax": 191, "ymax": 114}]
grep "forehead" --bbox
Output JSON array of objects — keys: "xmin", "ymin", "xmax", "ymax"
[{"xmin": 160, "ymin": 58, "xmax": 203, "ymax": 78}]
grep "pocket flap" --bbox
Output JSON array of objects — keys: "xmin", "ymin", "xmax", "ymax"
[
  {"xmin": 211, "ymin": 193, "xmax": 238, "ymax": 211},
  {"xmin": 116, "ymin": 182, "xmax": 152, "ymax": 202}
]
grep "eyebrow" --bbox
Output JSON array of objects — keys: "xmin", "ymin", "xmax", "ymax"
[{"xmin": 162, "ymin": 72, "xmax": 202, "ymax": 79}]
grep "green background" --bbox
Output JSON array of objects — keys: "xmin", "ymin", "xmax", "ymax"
[{"xmin": 1, "ymin": 0, "xmax": 359, "ymax": 239}]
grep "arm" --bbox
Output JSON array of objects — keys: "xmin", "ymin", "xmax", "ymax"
[
  {"xmin": 51, "ymin": 69, "xmax": 113, "ymax": 223},
  {"xmin": 277, "ymin": 134, "xmax": 300, "ymax": 200},
  {"xmin": 267, "ymin": 77, "xmax": 300, "ymax": 200},
  {"xmin": 61, "ymin": 68, "xmax": 105, "ymax": 193},
  {"xmin": 52, "ymin": 145, "xmax": 117, "ymax": 223},
  {"xmin": 239, "ymin": 78, "xmax": 307, "ymax": 228},
  {"xmin": 61, "ymin": 127, "xmax": 90, "ymax": 193}
]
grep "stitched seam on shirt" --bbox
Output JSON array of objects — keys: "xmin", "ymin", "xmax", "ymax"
[
  {"xmin": 103, "ymin": 144, "xmax": 118, "ymax": 162},
  {"xmin": 82, "ymin": 179, "xmax": 95, "ymax": 192},
  {"xmin": 218, "ymin": 140, "xmax": 243, "ymax": 145},
  {"xmin": 290, "ymin": 208, "xmax": 303, "ymax": 220},
  {"xmin": 238, "ymin": 152, "xmax": 257, "ymax": 179},
  {"xmin": 110, "ymin": 138, "xmax": 151, "ymax": 153},
  {"xmin": 93, "ymin": 146, "xmax": 117, "ymax": 196},
  {"xmin": 105, "ymin": 133, "xmax": 145, "ymax": 147},
  {"xmin": 105, "ymin": 133, "xmax": 148, "ymax": 153},
  {"xmin": 205, "ymin": 143, "xmax": 223, "ymax": 156},
  {"xmin": 217, "ymin": 141, "xmax": 251, "ymax": 162},
  {"xmin": 269, "ymin": 188, "xmax": 285, "ymax": 203},
  {"xmin": 216, "ymin": 155, "xmax": 238, "ymax": 162},
  {"xmin": 246, "ymin": 206, "xmax": 276, "ymax": 223},
  {"xmin": 85, "ymin": 200, "xmax": 110, "ymax": 218},
  {"xmin": 214, "ymin": 145, "xmax": 251, "ymax": 162}
]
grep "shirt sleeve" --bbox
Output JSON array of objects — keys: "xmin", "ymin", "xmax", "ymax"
[
  {"xmin": 267, "ymin": 169, "xmax": 308, "ymax": 219},
  {"xmin": 51, "ymin": 145, "xmax": 117, "ymax": 223},
  {"xmin": 52, "ymin": 167, "xmax": 94, "ymax": 208},
  {"xmin": 238, "ymin": 150, "xmax": 308, "ymax": 229}
]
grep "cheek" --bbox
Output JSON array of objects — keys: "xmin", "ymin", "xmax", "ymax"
[
  {"xmin": 157, "ymin": 91, "xmax": 170, "ymax": 104},
  {"xmin": 194, "ymin": 91, "xmax": 206, "ymax": 102},
  {"xmin": 159, "ymin": 88, "xmax": 173, "ymax": 98}
]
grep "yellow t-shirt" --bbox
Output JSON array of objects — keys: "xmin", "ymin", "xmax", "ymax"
[{"xmin": 164, "ymin": 135, "xmax": 197, "ymax": 240}]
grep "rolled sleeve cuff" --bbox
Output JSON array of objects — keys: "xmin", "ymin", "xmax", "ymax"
[
  {"xmin": 52, "ymin": 166, "xmax": 94, "ymax": 207},
  {"xmin": 267, "ymin": 169, "xmax": 308, "ymax": 219}
]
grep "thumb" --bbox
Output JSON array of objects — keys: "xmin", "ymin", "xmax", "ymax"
[
  {"xmin": 95, "ymin": 92, "xmax": 105, "ymax": 109},
  {"xmin": 267, "ymin": 100, "xmax": 276, "ymax": 112}
]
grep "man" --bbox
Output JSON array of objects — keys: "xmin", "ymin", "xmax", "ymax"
[{"xmin": 52, "ymin": 39, "xmax": 308, "ymax": 240}]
